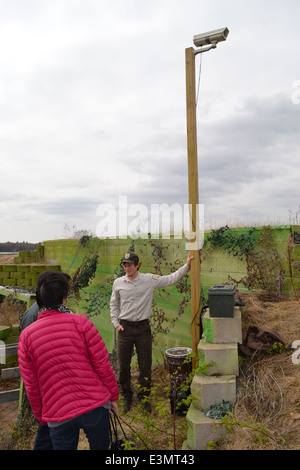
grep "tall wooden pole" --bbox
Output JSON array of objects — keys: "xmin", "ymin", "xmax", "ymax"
[{"xmin": 185, "ymin": 47, "xmax": 201, "ymax": 367}]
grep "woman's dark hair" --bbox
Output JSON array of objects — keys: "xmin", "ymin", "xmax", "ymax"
[{"xmin": 36, "ymin": 270, "xmax": 71, "ymax": 309}]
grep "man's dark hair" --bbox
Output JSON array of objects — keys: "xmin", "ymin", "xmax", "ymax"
[{"xmin": 36, "ymin": 270, "xmax": 70, "ymax": 309}]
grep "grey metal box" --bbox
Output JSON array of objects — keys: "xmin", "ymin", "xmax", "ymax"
[{"xmin": 208, "ymin": 285, "xmax": 236, "ymax": 318}]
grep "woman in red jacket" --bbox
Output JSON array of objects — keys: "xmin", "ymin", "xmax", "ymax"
[{"xmin": 18, "ymin": 270, "xmax": 119, "ymax": 450}]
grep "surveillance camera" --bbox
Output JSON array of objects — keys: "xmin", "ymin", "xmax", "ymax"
[{"xmin": 193, "ymin": 27, "xmax": 229, "ymax": 48}]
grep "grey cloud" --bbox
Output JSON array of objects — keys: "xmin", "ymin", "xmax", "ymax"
[
  {"xmin": 1, "ymin": 1, "xmax": 300, "ymax": 242},
  {"xmin": 119, "ymin": 92, "xmax": 300, "ymax": 228},
  {"xmin": 199, "ymin": 94, "xmax": 300, "ymax": 175}
]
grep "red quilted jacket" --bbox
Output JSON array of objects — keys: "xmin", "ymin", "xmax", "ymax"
[{"xmin": 18, "ymin": 310, "xmax": 119, "ymax": 426}]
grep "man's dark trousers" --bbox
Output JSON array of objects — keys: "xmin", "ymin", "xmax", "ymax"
[{"xmin": 117, "ymin": 319, "xmax": 152, "ymax": 403}]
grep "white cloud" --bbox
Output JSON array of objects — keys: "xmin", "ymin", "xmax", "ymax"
[{"xmin": 0, "ymin": 0, "xmax": 300, "ymax": 242}]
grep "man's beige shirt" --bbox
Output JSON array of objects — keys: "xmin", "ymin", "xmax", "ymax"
[{"xmin": 110, "ymin": 264, "xmax": 190, "ymax": 328}]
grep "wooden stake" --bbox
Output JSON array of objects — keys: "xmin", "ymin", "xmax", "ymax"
[{"xmin": 185, "ymin": 47, "xmax": 201, "ymax": 367}]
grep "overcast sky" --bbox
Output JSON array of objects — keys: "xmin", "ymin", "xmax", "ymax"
[{"xmin": 0, "ymin": 0, "xmax": 299, "ymax": 243}]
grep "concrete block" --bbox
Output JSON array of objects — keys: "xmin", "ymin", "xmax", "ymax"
[
  {"xmin": 10, "ymin": 272, "xmax": 23, "ymax": 279},
  {"xmin": 36, "ymin": 245, "xmax": 44, "ymax": 258},
  {"xmin": 181, "ymin": 439, "xmax": 192, "ymax": 450},
  {"xmin": 1, "ymin": 367, "xmax": 20, "ymax": 379},
  {"xmin": 0, "ymin": 326, "xmax": 10, "ymax": 340},
  {"xmin": 186, "ymin": 405, "xmax": 227, "ymax": 450},
  {"xmin": 198, "ymin": 340, "xmax": 239, "ymax": 376},
  {"xmin": 202, "ymin": 307, "xmax": 242, "ymax": 344},
  {"xmin": 16, "ymin": 265, "xmax": 31, "ymax": 272},
  {"xmin": 2, "ymin": 265, "xmax": 15, "ymax": 272},
  {"xmin": 28, "ymin": 273, "xmax": 40, "ymax": 281},
  {"xmin": 191, "ymin": 374, "xmax": 236, "ymax": 411},
  {"xmin": 2, "ymin": 279, "xmax": 16, "ymax": 287},
  {"xmin": 29, "ymin": 265, "xmax": 61, "ymax": 274},
  {"xmin": 11, "ymin": 324, "xmax": 20, "ymax": 336},
  {"xmin": 17, "ymin": 279, "xmax": 32, "ymax": 287},
  {"xmin": 30, "ymin": 265, "xmax": 47, "ymax": 273},
  {"xmin": 0, "ymin": 272, "xmax": 10, "ymax": 279}
]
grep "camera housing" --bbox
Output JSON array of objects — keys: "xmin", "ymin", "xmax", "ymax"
[{"xmin": 193, "ymin": 27, "xmax": 229, "ymax": 48}]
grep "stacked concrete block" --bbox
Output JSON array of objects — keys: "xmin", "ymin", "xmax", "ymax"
[
  {"xmin": 190, "ymin": 375, "xmax": 236, "ymax": 411},
  {"xmin": 13, "ymin": 245, "xmax": 45, "ymax": 264},
  {"xmin": 0, "ymin": 325, "xmax": 11, "ymax": 341},
  {"xmin": 183, "ymin": 306, "xmax": 242, "ymax": 450},
  {"xmin": 0, "ymin": 324, "xmax": 20, "ymax": 342},
  {"xmin": 0, "ymin": 264, "xmax": 61, "ymax": 289}
]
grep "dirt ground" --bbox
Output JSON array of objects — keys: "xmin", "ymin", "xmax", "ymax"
[
  {"xmin": 0, "ymin": 254, "xmax": 18, "ymax": 264},
  {"xmin": 0, "ymin": 292, "xmax": 300, "ymax": 450}
]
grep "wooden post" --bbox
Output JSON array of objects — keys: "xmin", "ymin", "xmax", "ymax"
[{"xmin": 185, "ymin": 47, "xmax": 201, "ymax": 367}]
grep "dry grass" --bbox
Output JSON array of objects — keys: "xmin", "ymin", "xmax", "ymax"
[
  {"xmin": 216, "ymin": 292, "xmax": 300, "ymax": 450},
  {"xmin": 0, "ymin": 297, "xmax": 26, "ymax": 327},
  {"xmin": 239, "ymin": 292, "xmax": 300, "ymax": 342}
]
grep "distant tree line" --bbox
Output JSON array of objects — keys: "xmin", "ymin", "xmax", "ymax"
[{"xmin": 0, "ymin": 242, "xmax": 39, "ymax": 252}]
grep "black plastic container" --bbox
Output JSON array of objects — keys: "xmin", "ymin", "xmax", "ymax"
[{"xmin": 208, "ymin": 285, "xmax": 236, "ymax": 318}]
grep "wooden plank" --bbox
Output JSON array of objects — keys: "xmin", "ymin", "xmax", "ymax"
[
  {"xmin": 5, "ymin": 343, "xmax": 18, "ymax": 356},
  {"xmin": 1, "ymin": 367, "xmax": 20, "ymax": 379},
  {"xmin": 185, "ymin": 47, "xmax": 201, "ymax": 367},
  {"xmin": 0, "ymin": 389, "xmax": 20, "ymax": 403}
]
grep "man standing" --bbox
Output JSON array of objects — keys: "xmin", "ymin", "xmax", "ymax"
[{"xmin": 110, "ymin": 251, "xmax": 193, "ymax": 413}]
